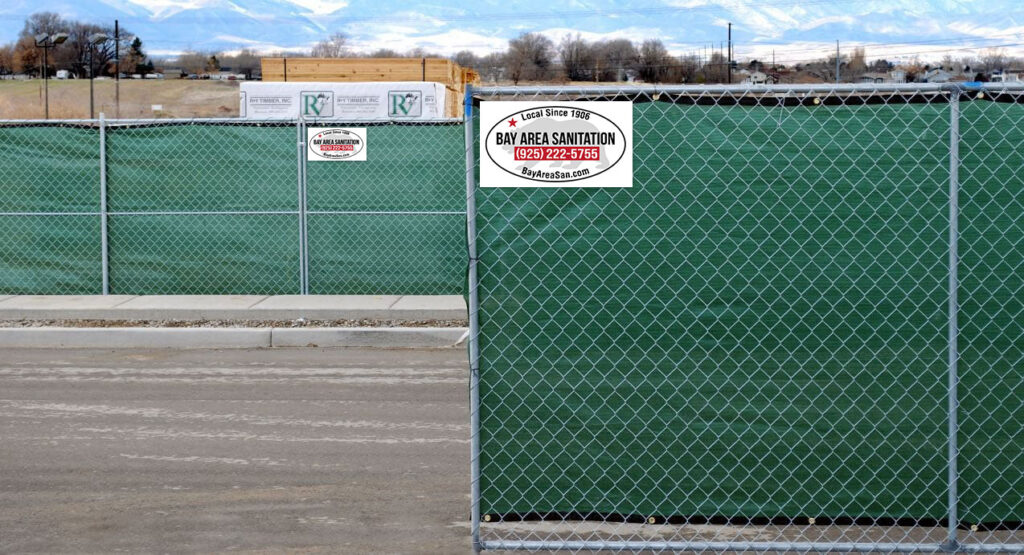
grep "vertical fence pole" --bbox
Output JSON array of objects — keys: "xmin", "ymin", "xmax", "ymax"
[
  {"xmin": 301, "ymin": 118, "xmax": 310, "ymax": 295},
  {"xmin": 297, "ymin": 118, "xmax": 308, "ymax": 295},
  {"xmin": 464, "ymin": 85, "xmax": 482, "ymax": 554},
  {"xmin": 945, "ymin": 88, "xmax": 961, "ymax": 552},
  {"xmin": 99, "ymin": 113, "xmax": 110, "ymax": 295}
]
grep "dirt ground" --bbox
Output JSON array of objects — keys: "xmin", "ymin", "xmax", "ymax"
[{"xmin": 0, "ymin": 78, "xmax": 240, "ymax": 119}]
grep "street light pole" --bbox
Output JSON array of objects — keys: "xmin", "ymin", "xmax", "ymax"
[
  {"xmin": 87, "ymin": 34, "xmax": 110, "ymax": 120},
  {"xmin": 34, "ymin": 32, "xmax": 69, "ymax": 120}
]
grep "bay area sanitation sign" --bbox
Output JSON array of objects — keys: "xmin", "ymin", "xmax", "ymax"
[
  {"xmin": 480, "ymin": 101, "xmax": 632, "ymax": 187},
  {"xmin": 307, "ymin": 128, "xmax": 367, "ymax": 162}
]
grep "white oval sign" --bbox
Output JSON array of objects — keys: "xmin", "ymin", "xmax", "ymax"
[
  {"xmin": 480, "ymin": 101, "xmax": 632, "ymax": 187},
  {"xmin": 307, "ymin": 128, "xmax": 367, "ymax": 161}
]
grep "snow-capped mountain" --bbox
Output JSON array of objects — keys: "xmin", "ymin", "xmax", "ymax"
[{"xmin": 0, "ymin": 0, "xmax": 1021, "ymax": 61}]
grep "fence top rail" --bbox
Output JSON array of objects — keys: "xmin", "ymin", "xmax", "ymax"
[
  {"xmin": 0, "ymin": 117, "xmax": 466, "ymax": 126},
  {"xmin": 474, "ymin": 82, "xmax": 1024, "ymax": 96}
]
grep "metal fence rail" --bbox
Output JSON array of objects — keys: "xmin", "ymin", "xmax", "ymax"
[
  {"xmin": 0, "ymin": 117, "xmax": 466, "ymax": 295},
  {"xmin": 466, "ymin": 83, "xmax": 1023, "ymax": 552}
]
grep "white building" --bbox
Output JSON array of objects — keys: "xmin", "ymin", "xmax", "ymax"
[{"xmin": 741, "ymin": 71, "xmax": 769, "ymax": 85}]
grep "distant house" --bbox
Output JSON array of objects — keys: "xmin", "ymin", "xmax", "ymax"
[
  {"xmin": 858, "ymin": 72, "xmax": 889, "ymax": 84},
  {"xmin": 890, "ymin": 69, "xmax": 907, "ymax": 84},
  {"xmin": 741, "ymin": 70, "xmax": 770, "ymax": 85},
  {"xmin": 916, "ymin": 68, "xmax": 971, "ymax": 83},
  {"xmin": 991, "ymin": 71, "xmax": 1021, "ymax": 83},
  {"xmin": 918, "ymin": 69, "xmax": 953, "ymax": 83}
]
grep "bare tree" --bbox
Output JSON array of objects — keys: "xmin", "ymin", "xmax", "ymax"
[
  {"xmin": 365, "ymin": 48, "xmax": 401, "ymax": 58},
  {"xmin": 870, "ymin": 58, "xmax": 892, "ymax": 73},
  {"xmin": 14, "ymin": 12, "xmax": 68, "ymax": 77},
  {"xmin": 670, "ymin": 54, "xmax": 701, "ymax": 83},
  {"xmin": 405, "ymin": 47, "xmax": 441, "ymax": 58},
  {"xmin": 225, "ymin": 48, "xmax": 259, "ymax": 78},
  {"xmin": 559, "ymin": 33, "xmax": 594, "ymax": 81},
  {"xmin": 981, "ymin": 47, "xmax": 1007, "ymax": 72},
  {"xmin": 312, "ymin": 32, "xmax": 349, "ymax": 58},
  {"xmin": 848, "ymin": 47, "xmax": 867, "ymax": 77},
  {"xmin": 506, "ymin": 32, "xmax": 554, "ymax": 84},
  {"xmin": 478, "ymin": 52, "xmax": 505, "ymax": 83},
  {"xmin": 703, "ymin": 51, "xmax": 729, "ymax": 83},
  {"xmin": 177, "ymin": 50, "xmax": 208, "ymax": 75},
  {"xmin": 61, "ymin": 21, "xmax": 116, "ymax": 78},
  {"xmin": 593, "ymin": 39, "xmax": 636, "ymax": 82},
  {"xmin": 637, "ymin": 39, "xmax": 670, "ymax": 83},
  {"xmin": 452, "ymin": 50, "xmax": 478, "ymax": 69}
]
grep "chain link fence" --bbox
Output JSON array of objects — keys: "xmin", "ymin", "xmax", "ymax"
[
  {"xmin": 466, "ymin": 83, "xmax": 1023, "ymax": 552},
  {"xmin": 0, "ymin": 117, "xmax": 466, "ymax": 295}
]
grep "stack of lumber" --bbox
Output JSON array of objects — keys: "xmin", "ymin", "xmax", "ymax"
[{"xmin": 260, "ymin": 57, "xmax": 480, "ymax": 117}]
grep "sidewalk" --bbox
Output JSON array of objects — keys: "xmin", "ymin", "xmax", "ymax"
[
  {"xmin": 0, "ymin": 295, "xmax": 466, "ymax": 322},
  {"xmin": 0, "ymin": 295, "xmax": 468, "ymax": 349}
]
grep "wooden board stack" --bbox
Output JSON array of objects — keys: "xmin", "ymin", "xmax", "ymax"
[{"xmin": 260, "ymin": 57, "xmax": 480, "ymax": 118}]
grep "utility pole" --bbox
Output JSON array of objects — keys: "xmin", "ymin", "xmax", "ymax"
[
  {"xmin": 728, "ymin": 22, "xmax": 732, "ymax": 84},
  {"xmin": 114, "ymin": 20, "xmax": 120, "ymax": 119},
  {"xmin": 836, "ymin": 40, "xmax": 840, "ymax": 84}
]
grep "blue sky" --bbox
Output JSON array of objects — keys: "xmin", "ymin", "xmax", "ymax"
[{"xmin": 1, "ymin": 0, "xmax": 1023, "ymax": 63}]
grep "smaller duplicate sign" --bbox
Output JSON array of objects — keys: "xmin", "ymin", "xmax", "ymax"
[
  {"xmin": 307, "ymin": 128, "xmax": 367, "ymax": 162},
  {"xmin": 480, "ymin": 101, "xmax": 632, "ymax": 187}
]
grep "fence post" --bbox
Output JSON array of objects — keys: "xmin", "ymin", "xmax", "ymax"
[
  {"xmin": 464, "ymin": 84, "xmax": 482, "ymax": 554},
  {"xmin": 297, "ymin": 118, "xmax": 309, "ymax": 295},
  {"xmin": 945, "ymin": 87, "xmax": 961, "ymax": 552},
  {"xmin": 99, "ymin": 113, "xmax": 110, "ymax": 295}
]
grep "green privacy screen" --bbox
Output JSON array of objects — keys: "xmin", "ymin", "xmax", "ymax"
[
  {"xmin": 305, "ymin": 124, "xmax": 466, "ymax": 295},
  {"xmin": 473, "ymin": 94, "xmax": 1023, "ymax": 530},
  {"xmin": 0, "ymin": 126, "xmax": 101, "ymax": 294},
  {"xmin": 957, "ymin": 100, "xmax": 1024, "ymax": 526},
  {"xmin": 0, "ymin": 121, "xmax": 465, "ymax": 295}
]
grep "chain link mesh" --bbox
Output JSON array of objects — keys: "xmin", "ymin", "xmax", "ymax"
[
  {"xmin": 956, "ymin": 87, "xmax": 1024, "ymax": 549},
  {"xmin": 0, "ymin": 123, "xmax": 102, "ymax": 294},
  {"xmin": 0, "ymin": 118, "xmax": 466, "ymax": 296},
  {"xmin": 305, "ymin": 120, "xmax": 466, "ymax": 294},
  {"xmin": 468, "ymin": 84, "xmax": 1023, "ymax": 552}
]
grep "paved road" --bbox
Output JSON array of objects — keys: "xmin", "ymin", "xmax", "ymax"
[{"xmin": 0, "ymin": 348, "xmax": 471, "ymax": 554}]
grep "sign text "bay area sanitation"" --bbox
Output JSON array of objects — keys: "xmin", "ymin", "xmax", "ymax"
[{"xmin": 481, "ymin": 101, "xmax": 632, "ymax": 187}]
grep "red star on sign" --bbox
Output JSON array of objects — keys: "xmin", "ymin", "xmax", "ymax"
[{"xmin": 507, "ymin": 118, "xmax": 517, "ymax": 127}]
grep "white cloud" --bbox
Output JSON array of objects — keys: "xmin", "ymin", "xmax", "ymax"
[{"xmin": 283, "ymin": 0, "xmax": 348, "ymax": 16}]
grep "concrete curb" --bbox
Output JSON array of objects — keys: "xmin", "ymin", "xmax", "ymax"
[
  {"xmin": 0, "ymin": 295, "xmax": 467, "ymax": 322},
  {"xmin": 0, "ymin": 327, "xmax": 469, "ymax": 349}
]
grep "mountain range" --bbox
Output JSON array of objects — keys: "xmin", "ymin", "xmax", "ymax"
[{"xmin": 0, "ymin": 0, "xmax": 1021, "ymax": 63}]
